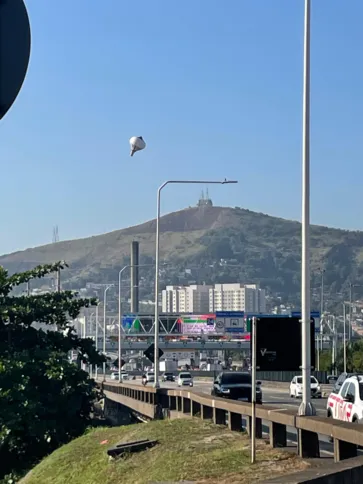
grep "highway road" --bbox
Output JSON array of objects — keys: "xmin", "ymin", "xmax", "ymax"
[{"xmin": 157, "ymin": 380, "xmax": 328, "ymax": 416}]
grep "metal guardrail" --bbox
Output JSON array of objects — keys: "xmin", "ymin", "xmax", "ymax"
[{"xmin": 100, "ymin": 380, "xmax": 363, "ymax": 464}]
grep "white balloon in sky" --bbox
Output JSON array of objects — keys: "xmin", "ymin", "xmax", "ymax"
[{"xmin": 129, "ymin": 136, "xmax": 146, "ymax": 157}]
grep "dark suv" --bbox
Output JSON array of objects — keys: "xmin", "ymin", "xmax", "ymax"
[
  {"xmin": 211, "ymin": 372, "xmax": 262, "ymax": 403},
  {"xmin": 161, "ymin": 372, "xmax": 175, "ymax": 382}
]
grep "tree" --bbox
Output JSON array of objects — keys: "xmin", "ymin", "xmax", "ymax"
[
  {"xmin": 0, "ymin": 262, "xmax": 106, "ymax": 481},
  {"xmin": 336, "ymin": 340, "xmax": 363, "ymax": 373}
]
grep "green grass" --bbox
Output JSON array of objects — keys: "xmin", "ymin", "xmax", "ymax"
[{"xmin": 21, "ymin": 419, "xmax": 309, "ymax": 484}]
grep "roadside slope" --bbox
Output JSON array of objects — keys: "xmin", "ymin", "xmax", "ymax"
[{"xmin": 21, "ymin": 419, "xmax": 310, "ymax": 484}]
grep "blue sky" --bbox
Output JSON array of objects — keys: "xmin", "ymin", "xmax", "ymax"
[{"xmin": 1, "ymin": 0, "xmax": 363, "ymax": 254}]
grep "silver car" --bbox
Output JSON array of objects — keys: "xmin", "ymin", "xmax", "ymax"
[{"xmin": 177, "ymin": 372, "xmax": 193, "ymax": 387}]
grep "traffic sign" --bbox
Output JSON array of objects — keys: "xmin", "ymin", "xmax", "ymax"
[
  {"xmin": 143, "ymin": 343, "xmax": 164, "ymax": 364},
  {"xmin": 0, "ymin": 0, "xmax": 31, "ymax": 120},
  {"xmin": 113, "ymin": 358, "xmax": 125, "ymax": 369},
  {"xmin": 251, "ymin": 316, "xmax": 315, "ymax": 371}
]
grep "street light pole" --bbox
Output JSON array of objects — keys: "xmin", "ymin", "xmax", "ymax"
[
  {"xmin": 118, "ymin": 263, "xmax": 155, "ymax": 383},
  {"xmin": 95, "ymin": 304, "xmax": 99, "ymax": 379},
  {"xmin": 153, "ymin": 179, "xmax": 238, "ymax": 388},
  {"xmin": 103, "ymin": 285, "xmax": 113, "ymax": 381},
  {"xmin": 349, "ymin": 283, "xmax": 352, "ymax": 341},
  {"xmin": 343, "ymin": 303, "xmax": 347, "ymax": 373},
  {"xmin": 299, "ymin": 0, "xmax": 315, "ymax": 417}
]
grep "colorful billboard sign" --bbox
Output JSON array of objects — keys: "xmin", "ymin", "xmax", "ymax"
[
  {"xmin": 122, "ymin": 314, "xmax": 141, "ymax": 332},
  {"xmin": 181, "ymin": 323, "xmax": 219, "ymax": 334},
  {"xmin": 182, "ymin": 314, "xmax": 215, "ymax": 324}
]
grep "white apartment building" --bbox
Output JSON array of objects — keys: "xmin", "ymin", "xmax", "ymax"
[
  {"xmin": 162, "ymin": 283, "xmax": 266, "ymax": 314},
  {"xmin": 209, "ymin": 283, "xmax": 266, "ymax": 313},
  {"xmin": 161, "ymin": 284, "xmax": 212, "ymax": 313}
]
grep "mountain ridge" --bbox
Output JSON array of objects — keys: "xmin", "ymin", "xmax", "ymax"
[{"xmin": 1, "ymin": 205, "xmax": 362, "ymax": 305}]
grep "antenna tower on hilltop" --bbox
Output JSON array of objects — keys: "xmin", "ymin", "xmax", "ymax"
[
  {"xmin": 197, "ymin": 187, "xmax": 213, "ymax": 207},
  {"xmin": 52, "ymin": 225, "xmax": 59, "ymax": 243}
]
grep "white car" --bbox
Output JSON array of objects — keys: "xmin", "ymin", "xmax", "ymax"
[
  {"xmin": 290, "ymin": 375, "xmax": 322, "ymax": 399},
  {"xmin": 177, "ymin": 372, "xmax": 193, "ymax": 387},
  {"xmin": 327, "ymin": 375, "xmax": 363, "ymax": 423},
  {"xmin": 146, "ymin": 371, "xmax": 155, "ymax": 383},
  {"xmin": 110, "ymin": 372, "xmax": 119, "ymax": 380}
]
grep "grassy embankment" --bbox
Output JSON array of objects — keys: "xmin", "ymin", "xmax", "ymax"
[{"xmin": 21, "ymin": 419, "xmax": 310, "ymax": 484}]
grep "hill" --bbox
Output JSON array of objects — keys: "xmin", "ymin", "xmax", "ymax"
[
  {"xmin": 20, "ymin": 419, "xmax": 309, "ymax": 484},
  {"xmin": 1, "ymin": 205, "xmax": 363, "ymax": 306}
]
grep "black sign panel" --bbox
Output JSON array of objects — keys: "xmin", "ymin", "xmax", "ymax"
[
  {"xmin": 0, "ymin": 0, "xmax": 31, "ymax": 120},
  {"xmin": 251, "ymin": 317, "xmax": 315, "ymax": 371},
  {"xmin": 143, "ymin": 343, "xmax": 164, "ymax": 364},
  {"xmin": 113, "ymin": 358, "xmax": 125, "ymax": 369}
]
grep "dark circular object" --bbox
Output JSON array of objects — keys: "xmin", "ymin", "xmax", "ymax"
[{"xmin": 0, "ymin": 0, "xmax": 31, "ymax": 120}]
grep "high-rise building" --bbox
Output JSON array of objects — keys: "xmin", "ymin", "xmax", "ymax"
[
  {"xmin": 161, "ymin": 284, "xmax": 212, "ymax": 313},
  {"xmin": 209, "ymin": 283, "xmax": 266, "ymax": 313},
  {"xmin": 161, "ymin": 282, "xmax": 266, "ymax": 314}
]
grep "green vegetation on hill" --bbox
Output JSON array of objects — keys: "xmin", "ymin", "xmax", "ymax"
[
  {"xmin": 21, "ymin": 419, "xmax": 309, "ymax": 484},
  {"xmin": 1, "ymin": 206, "xmax": 363, "ymax": 308}
]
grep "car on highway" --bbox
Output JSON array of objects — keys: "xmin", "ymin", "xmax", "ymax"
[
  {"xmin": 162, "ymin": 372, "xmax": 175, "ymax": 382},
  {"xmin": 211, "ymin": 372, "xmax": 262, "ymax": 403},
  {"xmin": 327, "ymin": 374, "xmax": 363, "ymax": 422},
  {"xmin": 146, "ymin": 371, "xmax": 155, "ymax": 383},
  {"xmin": 177, "ymin": 372, "xmax": 193, "ymax": 387},
  {"xmin": 290, "ymin": 376, "xmax": 321, "ymax": 399},
  {"xmin": 110, "ymin": 371, "xmax": 129, "ymax": 381}
]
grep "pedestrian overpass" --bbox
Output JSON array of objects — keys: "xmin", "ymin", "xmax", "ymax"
[{"xmin": 105, "ymin": 340, "xmax": 332, "ymax": 352}]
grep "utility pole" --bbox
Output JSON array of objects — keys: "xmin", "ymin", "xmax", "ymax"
[
  {"xmin": 331, "ymin": 316, "xmax": 336, "ymax": 375},
  {"xmin": 56, "ymin": 268, "xmax": 61, "ymax": 292},
  {"xmin": 343, "ymin": 303, "xmax": 347, "ymax": 373},
  {"xmin": 299, "ymin": 0, "xmax": 314, "ymax": 417}
]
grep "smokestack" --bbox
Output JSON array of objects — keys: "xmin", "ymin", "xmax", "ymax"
[{"xmin": 130, "ymin": 241, "xmax": 139, "ymax": 313}]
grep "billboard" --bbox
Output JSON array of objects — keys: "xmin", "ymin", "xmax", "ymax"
[
  {"xmin": 215, "ymin": 311, "xmax": 245, "ymax": 334},
  {"xmin": 122, "ymin": 314, "xmax": 141, "ymax": 332},
  {"xmin": 182, "ymin": 314, "xmax": 215, "ymax": 325},
  {"xmin": 181, "ymin": 323, "xmax": 220, "ymax": 334},
  {"xmin": 251, "ymin": 316, "xmax": 315, "ymax": 371},
  {"xmin": 181, "ymin": 314, "xmax": 218, "ymax": 334}
]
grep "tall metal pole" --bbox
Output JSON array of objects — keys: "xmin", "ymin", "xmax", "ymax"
[
  {"xmin": 95, "ymin": 304, "xmax": 99, "ymax": 378},
  {"xmin": 349, "ymin": 283, "xmax": 352, "ymax": 341},
  {"xmin": 119, "ymin": 263, "xmax": 155, "ymax": 383},
  {"xmin": 56, "ymin": 268, "xmax": 61, "ymax": 292},
  {"xmin": 118, "ymin": 269, "xmax": 128, "ymax": 383},
  {"xmin": 251, "ymin": 316, "xmax": 257, "ymax": 464},
  {"xmin": 343, "ymin": 303, "xmax": 347, "ymax": 373},
  {"xmin": 153, "ymin": 179, "xmax": 238, "ymax": 388},
  {"xmin": 332, "ymin": 315, "xmax": 336, "ymax": 375},
  {"xmin": 103, "ymin": 285, "xmax": 112, "ymax": 381},
  {"xmin": 299, "ymin": 0, "xmax": 315, "ymax": 417},
  {"xmin": 154, "ymin": 184, "xmax": 164, "ymax": 388},
  {"xmin": 318, "ymin": 268, "xmax": 325, "ymax": 365}
]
